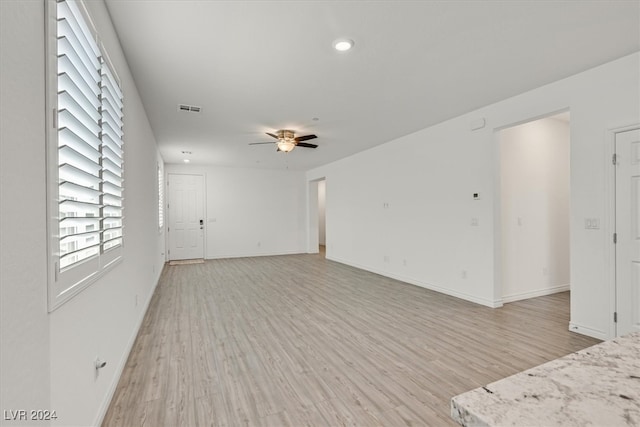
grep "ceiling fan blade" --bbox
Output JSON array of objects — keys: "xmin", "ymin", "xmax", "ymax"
[
  {"xmin": 294, "ymin": 134, "xmax": 317, "ymax": 142},
  {"xmin": 266, "ymin": 132, "xmax": 279, "ymax": 139},
  {"xmin": 296, "ymin": 142, "xmax": 318, "ymax": 148},
  {"xmin": 249, "ymin": 142, "xmax": 275, "ymax": 145}
]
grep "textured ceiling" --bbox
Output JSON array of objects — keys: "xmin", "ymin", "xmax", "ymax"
[{"xmin": 104, "ymin": 0, "xmax": 640, "ymax": 170}]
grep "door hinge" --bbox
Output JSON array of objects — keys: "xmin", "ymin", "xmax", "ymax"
[
  {"xmin": 613, "ymin": 233, "xmax": 617, "ymax": 244},
  {"xmin": 612, "ymin": 153, "xmax": 617, "ymax": 165},
  {"xmin": 53, "ymin": 108, "xmax": 57, "ymax": 128},
  {"xmin": 614, "ymin": 312, "xmax": 617, "ymax": 323}
]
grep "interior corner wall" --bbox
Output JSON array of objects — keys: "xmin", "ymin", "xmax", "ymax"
[
  {"xmin": 500, "ymin": 117, "xmax": 570, "ymax": 303},
  {"xmin": 1, "ymin": 1, "xmax": 165, "ymax": 426},
  {"xmin": 307, "ymin": 52, "xmax": 640, "ymax": 339},
  {"xmin": 318, "ymin": 180, "xmax": 326, "ymax": 245},
  {"xmin": 165, "ymin": 164, "xmax": 307, "ymax": 259}
]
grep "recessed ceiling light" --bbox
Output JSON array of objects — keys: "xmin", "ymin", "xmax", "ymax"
[
  {"xmin": 333, "ymin": 38, "xmax": 354, "ymax": 52},
  {"xmin": 183, "ymin": 159, "xmax": 190, "ymax": 163}
]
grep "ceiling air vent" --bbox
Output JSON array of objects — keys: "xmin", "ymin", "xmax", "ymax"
[{"xmin": 178, "ymin": 104, "xmax": 202, "ymax": 113}]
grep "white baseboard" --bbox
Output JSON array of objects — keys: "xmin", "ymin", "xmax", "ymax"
[
  {"xmin": 206, "ymin": 249, "xmax": 304, "ymax": 260},
  {"xmin": 326, "ymin": 255, "xmax": 503, "ymax": 308},
  {"xmin": 568, "ymin": 322, "xmax": 607, "ymax": 340},
  {"xmin": 92, "ymin": 267, "xmax": 163, "ymax": 427},
  {"xmin": 501, "ymin": 284, "xmax": 570, "ymax": 304}
]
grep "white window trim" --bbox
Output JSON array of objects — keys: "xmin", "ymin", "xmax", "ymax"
[{"xmin": 46, "ymin": 0, "xmax": 124, "ymax": 311}]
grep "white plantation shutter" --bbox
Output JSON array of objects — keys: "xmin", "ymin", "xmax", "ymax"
[
  {"xmin": 100, "ymin": 57, "xmax": 124, "ymax": 251},
  {"xmin": 57, "ymin": 0, "xmax": 103, "ymax": 270},
  {"xmin": 158, "ymin": 162, "xmax": 164, "ymax": 230},
  {"xmin": 48, "ymin": 0, "xmax": 124, "ymax": 309}
]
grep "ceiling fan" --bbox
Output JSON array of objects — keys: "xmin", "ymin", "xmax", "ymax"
[{"xmin": 249, "ymin": 129, "xmax": 318, "ymax": 153}]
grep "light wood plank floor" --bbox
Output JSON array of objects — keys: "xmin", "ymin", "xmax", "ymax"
[{"xmin": 103, "ymin": 253, "xmax": 600, "ymax": 427}]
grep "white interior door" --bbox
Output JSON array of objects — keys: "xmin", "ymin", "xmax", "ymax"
[
  {"xmin": 616, "ymin": 128, "xmax": 640, "ymax": 335},
  {"xmin": 168, "ymin": 173, "xmax": 204, "ymax": 260}
]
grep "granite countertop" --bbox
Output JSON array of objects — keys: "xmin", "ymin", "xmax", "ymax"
[{"xmin": 451, "ymin": 332, "xmax": 640, "ymax": 426}]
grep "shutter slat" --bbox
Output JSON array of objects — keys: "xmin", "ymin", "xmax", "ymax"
[
  {"xmin": 101, "ymin": 78, "xmax": 123, "ymax": 110},
  {"xmin": 100, "ymin": 101, "xmax": 122, "ymax": 129},
  {"xmin": 100, "ymin": 92, "xmax": 122, "ymax": 122},
  {"xmin": 59, "ymin": 199, "xmax": 101, "ymax": 220},
  {"xmin": 100, "ymin": 85, "xmax": 123, "ymax": 115},
  {"xmin": 58, "ymin": 71, "xmax": 99, "ymax": 111},
  {"xmin": 57, "ymin": 53, "xmax": 99, "ymax": 99},
  {"xmin": 101, "ymin": 135, "xmax": 121, "ymax": 158},
  {"xmin": 59, "ymin": 145, "xmax": 101, "ymax": 177},
  {"xmin": 103, "ymin": 206, "xmax": 122, "ymax": 217},
  {"xmin": 100, "ymin": 110, "xmax": 122, "ymax": 136},
  {"xmin": 102, "ymin": 157, "xmax": 122, "ymax": 177},
  {"xmin": 59, "ymin": 181, "xmax": 102, "ymax": 204},
  {"xmin": 103, "ymin": 237, "xmax": 122, "ymax": 251},
  {"xmin": 60, "ymin": 246, "xmax": 99, "ymax": 270},
  {"xmin": 59, "ymin": 108, "xmax": 100, "ymax": 141},
  {"xmin": 59, "ymin": 217, "xmax": 101, "ymax": 238},
  {"xmin": 101, "ymin": 61, "xmax": 123, "ymax": 99},
  {"xmin": 102, "ymin": 145, "xmax": 122, "ymax": 163},
  {"xmin": 102, "ymin": 169, "xmax": 122, "ymax": 186},
  {"xmin": 58, "ymin": 0, "xmax": 100, "ymax": 59},
  {"xmin": 103, "ymin": 218, "xmax": 122, "ymax": 229},
  {"xmin": 103, "ymin": 194, "xmax": 122, "ymax": 208},
  {"xmin": 59, "ymin": 163, "xmax": 102, "ymax": 189},
  {"xmin": 58, "ymin": 90, "xmax": 100, "ymax": 124},
  {"xmin": 57, "ymin": 35, "xmax": 99, "ymax": 83}
]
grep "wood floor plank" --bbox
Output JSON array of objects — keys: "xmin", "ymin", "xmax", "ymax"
[{"xmin": 102, "ymin": 253, "xmax": 600, "ymax": 427}]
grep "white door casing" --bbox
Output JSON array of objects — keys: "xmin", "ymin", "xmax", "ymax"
[
  {"xmin": 168, "ymin": 174, "xmax": 204, "ymax": 260},
  {"xmin": 615, "ymin": 128, "xmax": 640, "ymax": 335}
]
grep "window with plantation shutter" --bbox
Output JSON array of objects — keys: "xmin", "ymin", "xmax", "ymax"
[
  {"xmin": 158, "ymin": 161, "xmax": 164, "ymax": 230},
  {"xmin": 47, "ymin": 0, "xmax": 124, "ymax": 310}
]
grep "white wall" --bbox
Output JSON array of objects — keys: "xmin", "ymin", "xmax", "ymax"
[
  {"xmin": 318, "ymin": 180, "xmax": 326, "ymax": 245},
  {"xmin": 0, "ymin": 1, "xmax": 165, "ymax": 426},
  {"xmin": 307, "ymin": 52, "xmax": 640, "ymax": 339},
  {"xmin": 165, "ymin": 164, "xmax": 307, "ymax": 259},
  {"xmin": 500, "ymin": 116, "xmax": 570, "ymax": 302},
  {"xmin": 0, "ymin": 2, "xmax": 51, "ymax": 425}
]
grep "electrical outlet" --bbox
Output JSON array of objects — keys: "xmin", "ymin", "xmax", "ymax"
[
  {"xmin": 471, "ymin": 218, "xmax": 479, "ymax": 226},
  {"xmin": 584, "ymin": 218, "xmax": 600, "ymax": 229},
  {"xmin": 403, "ymin": 259, "xmax": 407, "ymax": 266},
  {"xmin": 461, "ymin": 270, "xmax": 467, "ymax": 279},
  {"xmin": 383, "ymin": 255, "xmax": 390, "ymax": 263}
]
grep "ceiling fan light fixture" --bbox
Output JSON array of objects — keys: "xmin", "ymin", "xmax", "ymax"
[
  {"xmin": 275, "ymin": 130, "xmax": 296, "ymax": 152},
  {"xmin": 277, "ymin": 140, "xmax": 296, "ymax": 153},
  {"xmin": 333, "ymin": 38, "xmax": 354, "ymax": 52}
]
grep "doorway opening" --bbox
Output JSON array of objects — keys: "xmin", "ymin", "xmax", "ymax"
[
  {"xmin": 318, "ymin": 179, "xmax": 326, "ymax": 255},
  {"xmin": 498, "ymin": 112, "xmax": 571, "ymax": 304},
  {"xmin": 307, "ymin": 178, "xmax": 326, "ymax": 256}
]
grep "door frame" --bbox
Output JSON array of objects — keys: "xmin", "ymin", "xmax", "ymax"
[
  {"xmin": 492, "ymin": 108, "xmax": 571, "ymax": 308},
  {"xmin": 606, "ymin": 123, "xmax": 640, "ymax": 338},
  {"xmin": 167, "ymin": 172, "xmax": 206, "ymax": 261}
]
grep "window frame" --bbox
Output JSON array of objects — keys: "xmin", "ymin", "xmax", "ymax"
[{"xmin": 46, "ymin": 0, "xmax": 124, "ymax": 311}]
